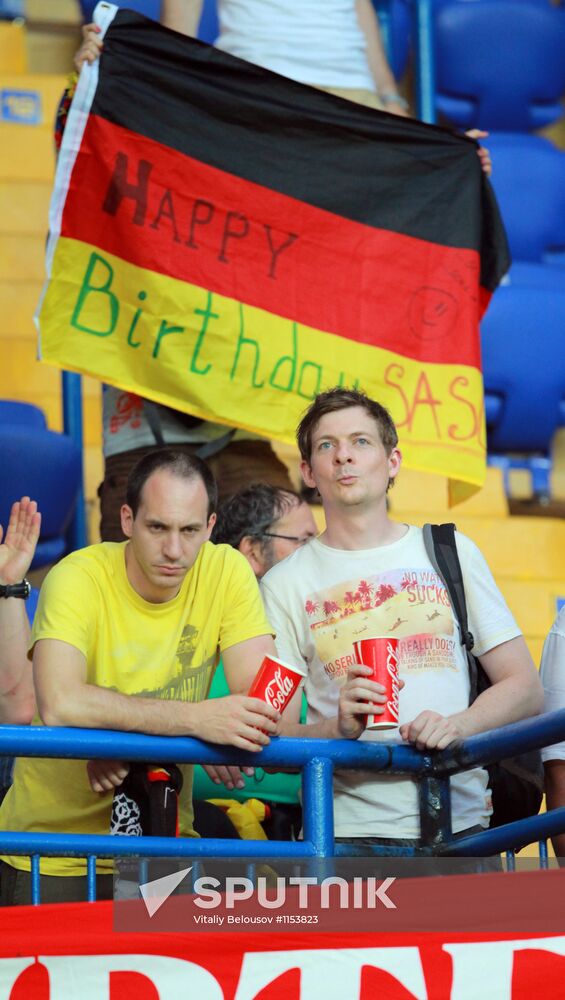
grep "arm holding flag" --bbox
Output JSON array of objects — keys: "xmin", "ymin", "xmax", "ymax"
[{"xmin": 74, "ymin": 21, "xmax": 103, "ymax": 71}]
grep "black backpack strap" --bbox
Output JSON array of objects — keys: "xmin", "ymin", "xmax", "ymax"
[
  {"xmin": 422, "ymin": 522, "xmax": 479, "ymax": 703},
  {"xmin": 195, "ymin": 428, "xmax": 236, "ymax": 460},
  {"xmin": 144, "ymin": 401, "xmax": 236, "ymax": 459}
]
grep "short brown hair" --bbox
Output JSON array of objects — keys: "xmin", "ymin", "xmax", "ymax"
[
  {"xmin": 126, "ymin": 449, "xmax": 218, "ymax": 519},
  {"xmin": 297, "ymin": 387, "xmax": 398, "ymax": 463}
]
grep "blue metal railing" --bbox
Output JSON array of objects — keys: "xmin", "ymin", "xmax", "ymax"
[{"xmin": 1, "ymin": 708, "xmax": 565, "ymax": 903}]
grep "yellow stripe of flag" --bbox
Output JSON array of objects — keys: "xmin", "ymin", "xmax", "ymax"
[{"xmin": 39, "ymin": 238, "xmax": 486, "ymax": 491}]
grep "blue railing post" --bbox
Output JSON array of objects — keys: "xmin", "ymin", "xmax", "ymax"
[
  {"xmin": 412, "ymin": 0, "xmax": 436, "ymax": 123},
  {"xmin": 302, "ymin": 756, "xmax": 335, "ymax": 857},
  {"xmin": 61, "ymin": 370, "xmax": 87, "ymax": 552},
  {"xmin": 87, "ymin": 855, "xmax": 97, "ymax": 902},
  {"xmin": 31, "ymin": 854, "xmax": 41, "ymax": 905},
  {"xmin": 539, "ymin": 840, "xmax": 549, "ymax": 870}
]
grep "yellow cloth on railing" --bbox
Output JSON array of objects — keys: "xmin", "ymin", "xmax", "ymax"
[{"xmin": 208, "ymin": 798, "xmax": 269, "ymax": 840}]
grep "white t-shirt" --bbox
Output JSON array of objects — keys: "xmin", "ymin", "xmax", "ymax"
[
  {"xmin": 540, "ymin": 607, "xmax": 565, "ymax": 762},
  {"xmin": 215, "ymin": 0, "xmax": 375, "ymax": 90},
  {"xmin": 261, "ymin": 525, "xmax": 521, "ymax": 838}
]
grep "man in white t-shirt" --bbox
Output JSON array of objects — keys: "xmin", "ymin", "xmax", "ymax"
[
  {"xmin": 262, "ymin": 387, "xmax": 543, "ymax": 843},
  {"xmin": 539, "ymin": 606, "xmax": 565, "ymax": 862}
]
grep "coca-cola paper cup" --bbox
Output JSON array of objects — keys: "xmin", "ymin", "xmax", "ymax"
[
  {"xmin": 248, "ymin": 654, "xmax": 306, "ymax": 714},
  {"xmin": 352, "ymin": 636, "xmax": 400, "ymax": 730}
]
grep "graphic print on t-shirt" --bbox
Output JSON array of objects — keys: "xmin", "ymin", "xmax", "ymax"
[
  {"xmin": 109, "ymin": 391, "xmax": 143, "ymax": 435},
  {"xmin": 304, "ymin": 568, "xmax": 456, "ymax": 681},
  {"xmin": 135, "ymin": 624, "xmax": 216, "ymax": 702}
]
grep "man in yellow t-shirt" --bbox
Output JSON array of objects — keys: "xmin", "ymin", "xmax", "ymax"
[{"xmin": 0, "ymin": 449, "xmax": 280, "ymax": 905}]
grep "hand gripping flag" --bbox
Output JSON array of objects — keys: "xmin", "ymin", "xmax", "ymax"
[{"xmin": 37, "ymin": 4, "xmax": 510, "ymax": 501}]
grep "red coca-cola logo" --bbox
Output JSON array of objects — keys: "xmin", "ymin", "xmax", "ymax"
[
  {"xmin": 264, "ymin": 668, "xmax": 294, "ymax": 712},
  {"xmin": 386, "ymin": 643, "xmax": 399, "ymax": 720}
]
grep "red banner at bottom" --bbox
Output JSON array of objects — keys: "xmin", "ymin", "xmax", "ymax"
[{"xmin": 2, "ymin": 895, "xmax": 565, "ymax": 998}]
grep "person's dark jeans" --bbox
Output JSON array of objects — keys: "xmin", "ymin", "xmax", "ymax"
[
  {"xmin": 335, "ymin": 825, "xmax": 502, "ymax": 875},
  {"xmin": 0, "ymin": 860, "xmax": 114, "ymax": 905}
]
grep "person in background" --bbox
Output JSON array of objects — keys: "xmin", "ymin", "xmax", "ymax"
[
  {"xmin": 211, "ymin": 483, "xmax": 318, "ymax": 579},
  {"xmin": 165, "ymin": 0, "xmax": 411, "ymax": 115},
  {"xmin": 192, "ymin": 484, "xmax": 317, "ymax": 838},
  {"xmin": 539, "ymin": 607, "xmax": 565, "ymax": 863},
  {"xmin": 78, "ymin": 0, "xmax": 412, "ymax": 116}
]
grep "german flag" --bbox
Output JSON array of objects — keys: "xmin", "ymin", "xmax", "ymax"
[{"xmin": 37, "ymin": 7, "xmax": 509, "ymax": 499}]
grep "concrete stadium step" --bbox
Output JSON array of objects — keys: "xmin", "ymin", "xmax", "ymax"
[
  {"xmin": 0, "ymin": 282, "xmax": 43, "ymax": 338},
  {"xmin": 499, "ymin": 580, "xmax": 565, "ymax": 641},
  {"xmin": 0, "ymin": 125, "xmax": 58, "ymax": 182},
  {"xmin": 0, "ymin": 22, "xmax": 27, "ymax": 74},
  {"xmin": 0, "ymin": 75, "xmax": 65, "ymax": 184},
  {"xmin": 437, "ymin": 517, "xmax": 565, "ymax": 583},
  {"xmin": 0, "ymin": 234, "xmax": 45, "ymax": 282},
  {"xmin": 389, "ymin": 467, "xmax": 508, "ymax": 519},
  {"xmin": 0, "ymin": 182, "xmax": 52, "ymax": 234},
  {"xmin": 389, "ymin": 515, "xmax": 565, "ymax": 582}
]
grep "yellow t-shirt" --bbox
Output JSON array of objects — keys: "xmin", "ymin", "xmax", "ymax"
[{"xmin": 1, "ymin": 541, "xmax": 271, "ymax": 876}]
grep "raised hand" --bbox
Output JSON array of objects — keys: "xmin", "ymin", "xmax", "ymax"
[
  {"xmin": 0, "ymin": 497, "xmax": 41, "ymax": 586},
  {"xmin": 465, "ymin": 129, "xmax": 492, "ymax": 176},
  {"xmin": 74, "ymin": 22, "xmax": 103, "ymax": 72}
]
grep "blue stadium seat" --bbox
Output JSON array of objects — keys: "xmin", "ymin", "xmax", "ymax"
[
  {"xmin": 433, "ymin": 1, "xmax": 565, "ymax": 130},
  {"xmin": 500, "ymin": 261, "xmax": 565, "ymax": 292},
  {"xmin": 0, "ymin": 400, "xmax": 47, "ymax": 429},
  {"xmin": 481, "ymin": 281, "xmax": 565, "ymax": 497},
  {"xmin": 488, "ymin": 134, "xmax": 565, "ymax": 267},
  {"xmin": 373, "ymin": 0, "xmax": 411, "ymax": 81},
  {"xmin": 0, "ymin": 410, "xmax": 82, "ymax": 569}
]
